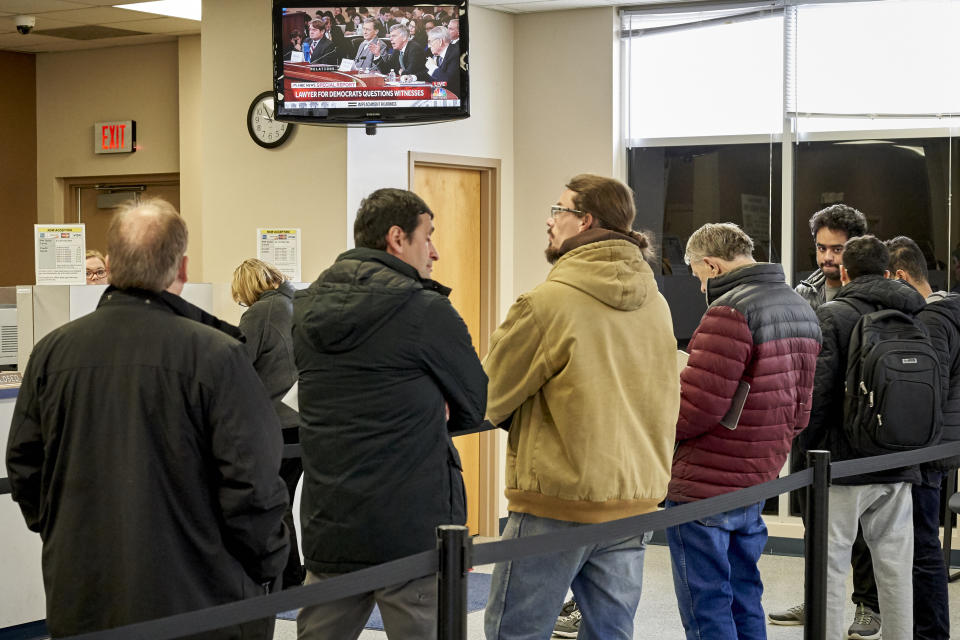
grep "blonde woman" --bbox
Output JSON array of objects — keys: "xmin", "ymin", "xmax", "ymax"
[
  {"xmin": 85, "ymin": 249, "xmax": 109, "ymax": 284},
  {"xmin": 231, "ymin": 258, "xmax": 303, "ymax": 588}
]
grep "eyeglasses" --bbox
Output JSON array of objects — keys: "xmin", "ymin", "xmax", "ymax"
[
  {"xmin": 550, "ymin": 205, "xmax": 583, "ymax": 219},
  {"xmin": 86, "ymin": 269, "xmax": 107, "ymax": 280}
]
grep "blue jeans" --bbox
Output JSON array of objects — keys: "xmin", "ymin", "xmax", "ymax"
[
  {"xmin": 913, "ymin": 470, "xmax": 949, "ymax": 640},
  {"xmin": 484, "ymin": 511, "xmax": 651, "ymax": 640},
  {"xmin": 665, "ymin": 500, "xmax": 767, "ymax": 640}
]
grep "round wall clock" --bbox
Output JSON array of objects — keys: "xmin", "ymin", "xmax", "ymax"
[{"xmin": 247, "ymin": 91, "xmax": 293, "ymax": 149}]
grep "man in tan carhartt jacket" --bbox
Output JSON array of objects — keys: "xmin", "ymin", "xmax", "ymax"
[{"xmin": 483, "ymin": 174, "xmax": 680, "ymax": 640}]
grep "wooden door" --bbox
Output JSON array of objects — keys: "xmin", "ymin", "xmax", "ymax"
[
  {"xmin": 414, "ymin": 165, "xmax": 483, "ymax": 534},
  {"xmin": 65, "ymin": 175, "xmax": 180, "ymax": 255}
]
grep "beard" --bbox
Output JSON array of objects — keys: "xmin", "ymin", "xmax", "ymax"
[
  {"xmin": 545, "ymin": 243, "xmax": 562, "ymax": 264},
  {"xmin": 820, "ymin": 263, "xmax": 841, "ymax": 279}
]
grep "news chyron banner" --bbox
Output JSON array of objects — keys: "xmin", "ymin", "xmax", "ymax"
[
  {"xmin": 35, "ymin": 224, "xmax": 86, "ymax": 285},
  {"xmin": 257, "ymin": 228, "xmax": 301, "ymax": 283},
  {"xmin": 285, "ymin": 77, "xmax": 458, "ymax": 109}
]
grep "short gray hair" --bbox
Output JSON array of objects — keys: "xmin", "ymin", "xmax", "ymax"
[
  {"xmin": 684, "ymin": 222, "xmax": 754, "ymax": 265},
  {"xmin": 427, "ymin": 25, "xmax": 450, "ymax": 44},
  {"xmin": 388, "ymin": 23, "xmax": 408, "ymax": 39},
  {"xmin": 107, "ymin": 198, "xmax": 187, "ymax": 291}
]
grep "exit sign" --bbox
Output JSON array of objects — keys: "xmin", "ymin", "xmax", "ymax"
[{"xmin": 94, "ymin": 120, "xmax": 136, "ymax": 154}]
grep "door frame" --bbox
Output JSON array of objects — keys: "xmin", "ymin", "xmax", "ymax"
[
  {"xmin": 409, "ymin": 152, "xmax": 501, "ymax": 537},
  {"xmin": 61, "ymin": 172, "xmax": 180, "ymax": 223}
]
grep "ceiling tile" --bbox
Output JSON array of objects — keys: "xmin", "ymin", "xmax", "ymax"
[
  {"xmin": 40, "ymin": 6, "xmax": 159, "ymax": 23},
  {"xmin": 0, "ymin": 0, "xmax": 88, "ymax": 13},
  {"xmin": 106, "ymin": 16, "xmax": 199, "ymax": 34}
]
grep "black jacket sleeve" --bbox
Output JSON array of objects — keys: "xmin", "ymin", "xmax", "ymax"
[
  {"xmin": 206, "ymin": 342, "xmax": 290, "ymax": 583},
  {"xmin": 5, "ymin": 353, "xmax": 46, "ymax": 532},
  {"xmin": 801, "ymin": 305, "xmax": 844, "ymax": 453},
  {"xmin": 418, "ymin": 295, "xmax": 488, "ymax": 434}
]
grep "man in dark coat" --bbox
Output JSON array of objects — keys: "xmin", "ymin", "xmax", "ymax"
[
  {"xmin": 797, "ymin": 235, "xmax": 921, "ymax": 640},
  {"xmin": 293, "ymin": 187, "xmax": 487, "ymax": 640},
  {"xmin": 424, "ymin": 25, "xmax": 460, "ymax": 97},
  {"xmin": 771, "ymin": 203, "xmax": 880, "ymax": 638},
  {"xmin": 886, "ymin": 235, "xmax": 959, "ymax": 640},
  {"xmin": 306, "ymin": 19, "xmax": 337, "ymax": 65},
  {"xmin": 372, "ymin": 24, "xmax": 427, "ymax": 78},
  {"xmin": 5, "ymin": 198, "xmax": 289, "ymax": 640},
  {"xmin": 667, "ymin": 222, "xmax": 821, "ymax": 640}
]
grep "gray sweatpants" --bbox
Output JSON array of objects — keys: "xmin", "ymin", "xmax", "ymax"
[{"xmin": 826, "ymin": 482, "xmax": 913, "ymax": 640}]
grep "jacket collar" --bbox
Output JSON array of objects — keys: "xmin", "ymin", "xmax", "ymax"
[
  {"xmin": 557, "ymin": 228, "xmax": 643, "ymax": 258},
  {"xmin": 706, "ymin": 262, "xmax": 786, "ymax": 305},
  {"xmin": 336, "ymin": 247, "xmax": 451, "ymax": 296}
]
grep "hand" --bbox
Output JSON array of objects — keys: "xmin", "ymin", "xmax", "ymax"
[
  {"xmin": 369, "ymin": 40, "xmax": 381, "ymax": 56},
  {"xmin": 425, "ymin": 57, "xmax": 437, "ymax": 73}
]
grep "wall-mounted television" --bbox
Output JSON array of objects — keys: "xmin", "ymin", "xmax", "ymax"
[{"xmin": 273, "ymin": 2, "xmax": 469, "ymax": 127}]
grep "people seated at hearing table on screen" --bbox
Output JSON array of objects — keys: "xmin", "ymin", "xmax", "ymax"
[
  {"xmin": 425, "ymin": 25, "xmax": 459, "ymax": 97},
  {"xmin": 371, "ymin": 24, "xmax": 427, "ymax": 79}
]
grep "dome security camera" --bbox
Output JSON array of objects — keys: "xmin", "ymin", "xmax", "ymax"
[{"xmin": 15, "ymin": 16, "xmax": 36, "ymax": 35}]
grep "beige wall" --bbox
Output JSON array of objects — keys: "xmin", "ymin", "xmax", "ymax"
[
  {"xmin": 178, "ymin": 35, "xmax": 203, "ymax": 282},
  {"xmin": 0, "ymin": 51, "xmax": 37, "ymax": 287},
  {"xmin": 346, "ymin": 6, "xmax": 516, "ymax": 320},
  {"xmin": 513, "ymin": 7, "xmax": 620, "ymax": 297},
  {"xmin": 199, "ymin": 0, "xmax": 347, "ymax": 311},
  {"xmin": 35, "ymin": 42, "xmax": 181, "ymax": 223}
]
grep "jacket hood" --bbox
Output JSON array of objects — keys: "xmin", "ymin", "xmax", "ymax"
[
  {"xmin": 548, "ymin": 235, "xmax": 655, "ymax": 311},
  {"xmin": 706, "ymin": 262, "xmax": 787, "ymax": 305},
  {"xmin": 835, "ymin": 274, "xmax": 927, "ymax": 315},
  {"xmin": 294, "ymin": 248, "xmax": 433, "ymax": 353},
  {"xmin": 925, "ymin": 291, "xmax": 960, "ymax": 328},
  {"xmin": 260, "ymin": 279, "xmax": 296, "ymax": 302}
]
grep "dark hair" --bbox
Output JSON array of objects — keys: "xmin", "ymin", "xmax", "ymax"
[
  {"xmin": 354, "ymin": 188, "xmax": 434, "ymax": 250},
  {"xmin": 842, "ymin": 235, "xmax": 888, "ymax": 281},
  {"xmin": 809, "ymin": 204, "xmax": 867, "ymax": 240},
  {"xmin": 885, "ymin": 235, "xmax": 929, "ymax": 283},
  {"xmin": 309, "ymin": 19, "xmax": 326, "ymax": 33},
  {"xmin": 564, "ymin": 174, "xmax": 652, "ymax": 260}
]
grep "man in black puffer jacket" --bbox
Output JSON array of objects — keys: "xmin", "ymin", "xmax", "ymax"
[
  {"xmin": 886, "ymin": 235, "xmax": 959, "ymax": 640},
  {"xmin": 797, "ymin": 235, "xmax": 922, "ymax": 640},
  {"xmin": 293, "ymin": 188, "xmax": 487, "ymax": 640}
]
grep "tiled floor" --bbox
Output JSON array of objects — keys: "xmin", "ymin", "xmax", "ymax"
[{"xmin": 274, "ymin": 541, "xmax": 960, "ymax": 639}]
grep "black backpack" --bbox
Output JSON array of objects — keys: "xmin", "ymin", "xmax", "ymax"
[{"xmin": 840, "ymin": 298, "xmax": 942, "ymax": 455}]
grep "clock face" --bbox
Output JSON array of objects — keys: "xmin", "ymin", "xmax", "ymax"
[{"xmin": 247, "ymin": 91, "xmax": 293, "ymax": 148}]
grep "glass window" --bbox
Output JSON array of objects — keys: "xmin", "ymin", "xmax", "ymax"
[{"xmin": 624, "ymin": 10, "xmax": 783, "ymax": 141}]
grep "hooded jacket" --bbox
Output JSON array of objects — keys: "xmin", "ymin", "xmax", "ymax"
[
  {"xmin": 484, "ymin": 230, "xmax": 679, "ymax": 523},
  {"xmin": 239, "ymin": 280, "xmax": 301, "ymax": 430},
  {"xmin": 797, "ymin": 275, "xmax": 924, "ymax": 485},
  {"xmin": 292, "ymin": 248, "xmax": 487, "ymax": 573},
  {"xmin": 669, "ymin": 263, "xmax": 822, "ymax": 502},
  {"xmin": 918, "ymin": 291, "xmax": 960, "ymax": 471}
]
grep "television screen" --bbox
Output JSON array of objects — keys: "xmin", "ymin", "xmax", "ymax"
[{"xmin": 273, "ymin": 3, "xmax": 469, "ymax": 126}]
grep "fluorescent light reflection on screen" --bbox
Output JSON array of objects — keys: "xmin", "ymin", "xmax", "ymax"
[{"xmin": 114, "ymin": 0, "xmax": 201, "ymax": 21}]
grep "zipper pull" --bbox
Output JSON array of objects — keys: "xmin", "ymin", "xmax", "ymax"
[
  {"xmin": 869, "ymin": 390, "xmax": 874, "ymax": 408},
  {"xmin": 860, "ymin": 381, "xmax": 868, "ymax": 395},
  {"xmin": 877, "ymin": 414, "xmax": 883, "ymax": 427}
]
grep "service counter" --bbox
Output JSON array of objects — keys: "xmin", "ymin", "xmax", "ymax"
[{"xmin": 0, "ymin": 381, "xmax": 45, "ymax": 629}]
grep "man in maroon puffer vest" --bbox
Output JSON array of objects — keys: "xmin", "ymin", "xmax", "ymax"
[{"xmin": 666, "ymin": 222, "xmax": 822, "ymax": 640}]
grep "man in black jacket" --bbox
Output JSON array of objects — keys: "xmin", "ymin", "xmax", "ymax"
[
  {"xmin": 772, "ymin": 203, "xmax": 880, "ymax": 638},
  {"xmin": 293, "ymin": 188, "xmax": 487, "ymax": 640},
  {"xmin": 798, "ymin": 235, "xmax": 921, "ymax": 640},
  {"xmin": 886, "ymin": 235, "xmax": 958, "ymax": 640},
  {"xmin": 6, "ymin": 198, "xmax": 289, "ymax": 640}
]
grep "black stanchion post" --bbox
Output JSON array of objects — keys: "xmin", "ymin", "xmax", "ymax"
[
  {"xmin": 437, "ymin": 525, "xmax": 471, "ymax": 640},
  {"xmin": 804, "ymin": 450, "xmax": 830, "ymax": 640}
]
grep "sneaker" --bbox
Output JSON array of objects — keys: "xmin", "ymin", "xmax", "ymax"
[
  {"xmin": 553, "ymin": 602, "xmax": 581, "ymax": 638},
  {"xmin": 558, "ymin": 599, "xmax": 578, "ymax": 618},
  {"xmin": 847, "ymin": 603, "xmax": 881, "ymax": 640},
  {"xmin": 767, "ymin": 603, "xmax": 805, "ymax": 626}
]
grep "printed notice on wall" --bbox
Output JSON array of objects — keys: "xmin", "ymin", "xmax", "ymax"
[
  {"xmin": 35, "ymin": 224, "xmax": 86, "ymax": 285},
  {"xmin": 257, "ymin": 228, "xmax": 301, "ymax": 282}
]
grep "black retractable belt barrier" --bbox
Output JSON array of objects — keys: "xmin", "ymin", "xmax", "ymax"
[
  {"xmin": 437, "ymin": 525, "xmax": 470, "ymax": 640},
  {"xmin": 804, "ymin": 450, "xmax": 830, "ymax": 640}
]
